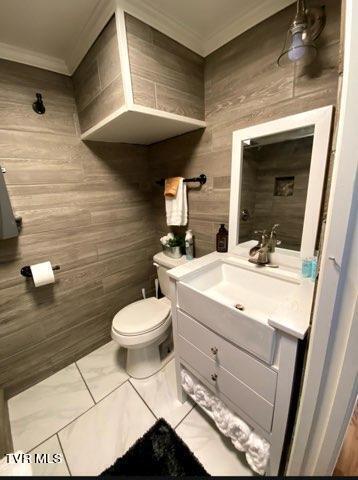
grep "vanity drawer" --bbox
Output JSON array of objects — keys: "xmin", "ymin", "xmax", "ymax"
[
  {"xmin": 178, "ymin": 335, "xmax": 274, "ymax": 432},
  {"xmin": 177, "ymin": 282, "xmax": 276, "ymax": 364},
  {"xmin": 177, "ymin": 310, "xmax": 277, "ymax": 404}
]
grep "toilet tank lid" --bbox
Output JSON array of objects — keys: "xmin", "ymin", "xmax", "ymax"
[{"xmin": 153, "ymin": 252, "xmax": 187, "ymax": 269}]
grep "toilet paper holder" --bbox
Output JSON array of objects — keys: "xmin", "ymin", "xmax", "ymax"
[{"xmin": 20, "ymin": 265, "xmax": 60, "ymax": 278}]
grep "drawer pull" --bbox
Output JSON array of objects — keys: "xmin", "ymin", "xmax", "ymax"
[
  {"xmin": 211, "ymin": 373, "xmax": 218, "ymax": 381},
  {"xmin": 210, "ymin": 346, "xmax": 218, "ymax": 355}
]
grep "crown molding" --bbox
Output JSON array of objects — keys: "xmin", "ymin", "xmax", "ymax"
[
  {"xmin": 203, "ymin": 0, "xmax": 293, "ymax": 56},
  {"xmin": 0, "ymin": 41, "xmax": 68, "ymax": 75},
  {"xmin": 65, "ymin": 0, "xmax": 115, "ymax": 75},
  {"xmin": 115, "ymin": 0, "xmax": 205, "ymax": 56},
  {"xmin": 0, "ymin": 0, "xmax": 293, "ymax": 75}
]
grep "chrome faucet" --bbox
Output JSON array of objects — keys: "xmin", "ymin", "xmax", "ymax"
[
  {"xmin": 267, "ymin": 224, "xmax": 281, "ymax": 252},
  {"xmin": 249, "ymin": 230, "xmax": 269, "ymax": 257},
  {"xmin": 249, "ymin": 224, "xmax": 281, "ymax": 266}
]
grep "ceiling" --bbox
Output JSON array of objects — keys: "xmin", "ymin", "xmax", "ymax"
[{"xmin": 0, "ymin": 0, "xmax": 293, "ymax": 75}]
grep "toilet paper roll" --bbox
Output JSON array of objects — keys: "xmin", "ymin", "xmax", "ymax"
[{"xmin": 30, "ymin": 261, "xmax": 55, "ymax": 287}]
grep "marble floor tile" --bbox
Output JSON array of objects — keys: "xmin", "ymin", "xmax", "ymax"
[
  {"xmin": 30, "ymin": 435, "xmax": 69, "ymax": 476},
  {"xmin": 76, "ymin": 341, "xmax": 128, "ymax": 402},
  {"xmin": 176, "ymin": 407, "xmax": 254, "ymax": 476},
  {"xmin": 130, "ymin": 358, "xmax": 193, "ymax": 428},
  {"xmin": 58, "ymin": 381, "xmax": 156, "ymax": 476},
  {"xmin": 9, "ymin": 363, "xmax": 94, "ymax": 453}
]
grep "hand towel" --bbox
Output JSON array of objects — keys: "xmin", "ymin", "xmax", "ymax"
[
  {"xmin": 164, "ymin": 177, "xmax": 181, "ymax": 197},
  {"xmin": 193, "ymin": 384, "xmax": 212, "ymax": 410},
  {"xmin": 245, "ymin": 432, "xmax": 270, "ymax": 475},
  {"xmin": 165, "ymin": 178, "xmax": 187, "ymax": 226},
  {"xmin": 181, "ymin": 367, "xmax": 270, "ymax": 475},
  {"xmin": 228, "ymin": 416, "xmax": 251, "ymax": 452}
]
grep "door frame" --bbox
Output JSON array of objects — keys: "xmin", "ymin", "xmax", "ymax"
[{"xmin": 287, "ymin": 0, "xmax": 358, "ymax": 474}]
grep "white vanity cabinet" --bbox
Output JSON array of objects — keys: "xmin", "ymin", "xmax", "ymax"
[{"xmin": 170, "ymin": 271, "xmax": 300, "ymax": 475}]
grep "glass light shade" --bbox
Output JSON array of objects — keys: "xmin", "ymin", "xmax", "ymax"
[
  {"xmin": 277, "ymin": 29, "xmax": 317, "ymax": 67},
  {"xmin": 288, "ymin": 32, "xmax": 307, "ymax": 61}
]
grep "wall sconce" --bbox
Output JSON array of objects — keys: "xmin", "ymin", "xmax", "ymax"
[{"xmin": 277, "ymin": 0, "xmax": 326, "ymax": 67}]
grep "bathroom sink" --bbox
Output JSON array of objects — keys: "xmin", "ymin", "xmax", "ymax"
[{"xmin": 177, "ymin": 258, "xmax": 301, "ymax": 364}]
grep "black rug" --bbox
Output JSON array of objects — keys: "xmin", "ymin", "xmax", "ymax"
[{"xmin": 100, "ymin": 418, "xmax": 209, "ymax": 476}]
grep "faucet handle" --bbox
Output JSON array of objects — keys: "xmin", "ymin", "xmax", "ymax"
[{"xmin": 271, "ymin": 224, "xmax": 280, "ymax": 233}]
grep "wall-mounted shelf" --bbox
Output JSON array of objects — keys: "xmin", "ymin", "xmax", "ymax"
[
  {"xmin": 73, "ymin": 9, "xmax": 206, "ymax": 145},
  {"xmin": 81, "ymin": 105, "xmax": 206, "ymax": 144}
]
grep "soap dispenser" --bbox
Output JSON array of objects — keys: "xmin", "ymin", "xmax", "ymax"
[{"xmin": 216, "ymin": 224, "xmax": 228, "ymax": 252}]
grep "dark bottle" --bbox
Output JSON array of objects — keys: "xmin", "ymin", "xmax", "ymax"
[{"xmin": 216, "ymin": 224, "xmax": 228, "ymax": 252}]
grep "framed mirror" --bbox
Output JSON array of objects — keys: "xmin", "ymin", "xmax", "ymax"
[{"xmin": 229, "ymin": 106, "xmax": 333, "ymax": 266}]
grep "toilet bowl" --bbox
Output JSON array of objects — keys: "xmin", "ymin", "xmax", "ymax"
[{"xmin": 111, "ymin": 252, "xmax": 187, "ymax": 379}]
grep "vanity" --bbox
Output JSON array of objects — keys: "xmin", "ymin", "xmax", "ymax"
[{"xmin": 168, "ymin": 106, "xmax": 333, "ymax": 475}]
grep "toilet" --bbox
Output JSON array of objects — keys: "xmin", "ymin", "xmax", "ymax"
[{"xmin": 111, "ymin": 252, "xmax": 187, "ymax": 379}]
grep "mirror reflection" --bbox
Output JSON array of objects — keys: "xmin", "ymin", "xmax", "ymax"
[{"xmin": 239, "ymin": 126, "xmax": 314, "ymax": 251}]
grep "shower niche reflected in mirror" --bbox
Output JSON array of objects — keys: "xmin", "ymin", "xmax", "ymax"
[{"xmin": 239, "ymin": 126, "xmax": 314, "ymax": 251}]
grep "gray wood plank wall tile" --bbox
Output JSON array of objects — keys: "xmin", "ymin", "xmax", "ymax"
[
  {"xmin": 125, "ymin": 13, "xmax": 205, "ymax": 120},
  {"xmin": 0, "ymin": 58, "xmax": 156, "ymax": 397},
  {"xmin": 73, "ymin": 16, "xmax": 124, "ymax": 134},
  {"xmin": 0, "ymin": 389, "xmax": 13, "ymax": 457}
]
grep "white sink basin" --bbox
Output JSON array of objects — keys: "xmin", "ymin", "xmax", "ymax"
[
  {"xmin": 177, "ymin": 258, "xmax": 302, "ymax": 364},
  {"xmin": 183, "ymin": 259, "xmax": 298, "ymax": 322}
]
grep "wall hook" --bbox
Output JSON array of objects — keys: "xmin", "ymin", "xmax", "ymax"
[{"xmin": 32, "ymin": 93, "xmax": 45, "ymax": 114}]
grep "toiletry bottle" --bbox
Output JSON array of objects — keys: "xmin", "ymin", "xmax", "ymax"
[
  {"xmin": 185, "ymin": 229, "xmax": 194, "ymax": 260},
  {"xmin": 301, "ymin": 257, "xmax": 312, "ymax": 278},
  {"xmin": 216, "ymin": 224, "xmax": 228, "ymax": 252},
  {"xmin": 310, "ymin": 257, "xmax": 318, "ymax": 281}
]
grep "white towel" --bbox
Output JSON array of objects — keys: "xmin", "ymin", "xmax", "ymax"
[
  {"xmin": 165, "ymin": 178, "xmax": 187, "ymax": 226},
  {"xmin": 245, "ymin": 432, "xmax": 270, "ymax": 475},
  {"xmin": 181, "ymin": 367, "xmax": 270, "ymax": 475},
  {"xmin": 193, "ymin": 384, "xmax": 212, "ymax": 410},
  {"xmin": 229, "ymin": 416, "xmax": 252, "ymax": 452}
]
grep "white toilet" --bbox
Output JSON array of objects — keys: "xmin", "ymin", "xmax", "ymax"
[{"xmin": 111, "ymin": 252, "xmax": 187, "ymax": 379}]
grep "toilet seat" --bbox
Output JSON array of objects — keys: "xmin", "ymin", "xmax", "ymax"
[{"xmin": 112, "ymin": 297, "xmax": 171, "ymax": 336}]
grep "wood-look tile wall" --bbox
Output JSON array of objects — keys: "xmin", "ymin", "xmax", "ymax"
[
  {"xmin": 0, "ymin": 59, "xmax": 156, "ymax": 397},
  {"xmin": 73, "ymin": 16, "xmax": 124, "ymax": 133},
  {"xmin": 0, "ymin": 389, "xmax": 13, "ymax": 458},
  {"xmin": 240, "ymin": 137, "xmax": 313, "ymax": 251},
  {"xmin": 149, "ymin": 0, "xmax": 341, "ymax": 257},
  {"xmin": 125, "ymin": 14, "xmax": 205, "ymax": 120}
]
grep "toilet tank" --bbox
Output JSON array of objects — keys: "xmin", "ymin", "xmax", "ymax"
[{"xmin": 153, "ymin": 252, "xmax": 187, "ymax": 298}]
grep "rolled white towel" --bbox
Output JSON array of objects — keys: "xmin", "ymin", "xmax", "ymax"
[
  {"xmin": 245, "ymin": 432, "xmax": 270, "ymax": 475},
  {"xmin": 193, "ymin": 383, "xmax": 212, "ymax": 410},
  {"xmin": 181, "ymin": 370, "xmax": 195, "ymax": 395},
  {"xmin": 228, "ymin": 416, "xmax": 252, "ymax": 452},
  {"xmin": 210, "ymin": 395, "xmax": 224, "ymax": 412},
  {"xmin": 212, "ymin": 403, "xmax": 234, "ymax": 436}
]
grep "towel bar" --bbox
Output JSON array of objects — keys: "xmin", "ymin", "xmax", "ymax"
[{"xmin": 156, "ymin": 174, "xmax": 206, "ymax": 187}]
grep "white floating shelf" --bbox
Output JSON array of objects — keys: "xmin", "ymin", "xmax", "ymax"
[{"xmin": 81, "ymin": 105, "xmax": 206, "ymax": 145}]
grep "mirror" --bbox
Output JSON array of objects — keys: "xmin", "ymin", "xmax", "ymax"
[
  {"xmin": 239, "ymin": 126, "xmax": 314, "ymax": 251},
  {"xmin": 229, "ymin": 106, "xmax": 333, "ymax": 264}
]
